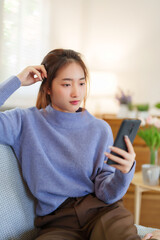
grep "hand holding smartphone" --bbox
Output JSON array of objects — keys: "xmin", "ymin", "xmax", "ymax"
[{"xmin": 107, "ymin": 119, "xmax": 141, "ymax": 165}]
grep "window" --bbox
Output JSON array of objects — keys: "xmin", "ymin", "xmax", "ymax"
[
  {"xmin": 0, "ymin": 0, "xmax": 47, "ymax": 108},
  {"xmin": 0, "ymin": 0, "xmax": 46, "ymax": 78}
]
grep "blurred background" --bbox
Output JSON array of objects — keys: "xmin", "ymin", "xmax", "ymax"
[
  {"xmin": 1, "ymin": 0, "xmax": 160, "ymax": 228},
  {"xmin": 1, "ymin": 0, "xmax": 160, "ymax": 116}
]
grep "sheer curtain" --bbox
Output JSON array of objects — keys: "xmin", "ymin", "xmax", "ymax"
[{"xmin": 0, "ymin": 0, "xmax": 50, "ymax": 109}]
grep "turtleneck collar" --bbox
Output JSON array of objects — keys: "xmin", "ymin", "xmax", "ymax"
[{"xmin": 43, "ymin": 104, "xmax": 93, "ymax": 129}]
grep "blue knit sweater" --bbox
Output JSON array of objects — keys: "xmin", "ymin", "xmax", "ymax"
[{"xmin": 0, "ymin": 76, "xmax": 135, "ymax": 216}]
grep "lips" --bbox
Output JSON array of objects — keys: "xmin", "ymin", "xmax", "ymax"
[{"xmin": 70, "ymin": 100, "xmax": 80, "ymax": 105}]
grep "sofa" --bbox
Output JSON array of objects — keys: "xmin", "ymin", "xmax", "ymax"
[{"xmin": 0, "ymin": 143, "xmax": 158, "ymax": 240}]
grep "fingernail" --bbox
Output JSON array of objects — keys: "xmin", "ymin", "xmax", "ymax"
[
  {"xmin": 109, "ymin": 146, "xmax": 113, "ymax": 149},
  {"xmin": 104, "ymin": 152, "xmax": 109, "ymax": 156},
  {"xmin": 124, "ymin": 135, "xmax": 128, "ymax": 139}
]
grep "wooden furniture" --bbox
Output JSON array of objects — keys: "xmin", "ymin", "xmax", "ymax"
[
  {"xmin": 101, "ymin": 115, "xmax": 160, "ymax": 228},
  {"xmin": 132, "ymin": 172, "xmax": 160, "ymax": 225}
]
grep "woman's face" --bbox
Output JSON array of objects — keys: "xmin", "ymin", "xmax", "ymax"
[{"xmin": 48, "ymin": 62, "xmax": 86, "ymax": 113}]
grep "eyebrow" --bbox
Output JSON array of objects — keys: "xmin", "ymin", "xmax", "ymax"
[{"xmin": 62, "ymin": 77, "xmax": 85, "ymax": 81}]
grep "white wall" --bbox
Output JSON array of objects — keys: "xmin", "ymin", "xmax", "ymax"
[
  {"xmin": 46, "ymin": 0, "xmax": 160, "ymax": 113},
  {"xmin": 2, "ymin": 0, "xmax": 160, "ymax": 114}
]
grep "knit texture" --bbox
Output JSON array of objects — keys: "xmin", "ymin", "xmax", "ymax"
[
  {"xmin": 0, "ymin": 76, "xmax": 135, "ymax": 216},
  {"xmin": 135, "ymin": 224, "xmax": 158, "ymax": 238},
  {"xmin": 0, "ymin": 144, "xmax": 37, "ymax": 240}
]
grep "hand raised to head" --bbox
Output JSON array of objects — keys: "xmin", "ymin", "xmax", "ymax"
[{"xmin": 17, "ymin": 65, "xmax": 47, "ymax": 86}]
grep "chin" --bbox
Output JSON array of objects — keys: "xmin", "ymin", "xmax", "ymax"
[
  {"xmin": 68, "ymin": 106, "xmax": 80, "ymax": 113},
  {"xmin": 59, "ymin": 104, "xmax": 81, "ymax": 113}
]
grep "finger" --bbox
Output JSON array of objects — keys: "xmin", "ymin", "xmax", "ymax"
[
  {"xmin": 33, "ymin": 65, "xmax": 47, "ymax": 78},
  {"xmin": 110, "ymin": 164, "xmax": 131, "ymax": 174},
  {"xmin": 107, "ymin": 157, "xmax": 134, "ymax": 173},
  {"xmin": 26, "ymin": 65, "xmax": 47, "ymax": 82},
  {"xmin": 40, "ymin": 65, "xmax": 47, "ymax": 78},
  {"xmin": 124, "ymin": 135, "xmax": 135, "ymax": 155},
  {"xmin": 104, "ymin": 152, "xmax": 128, "ymax": 165},
  {"xmin": 40, "ymin": 71, "xmax": 45, "ymax": 80},
  {"xmin": 108, "ymin": 146, "xmax": 130, "ymax": 160},
  {"xmin": 28, "ymin": 67, "xmax": 43, "ymax": 81},
  {"xmin": 105, "ymin": 152, "xmax": 134, "ymax": 173},
  {"xmin": 143, "ymin": 233, "xmax": 153, "ymax": 240}
]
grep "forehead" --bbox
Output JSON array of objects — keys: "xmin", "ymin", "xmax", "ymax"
[{"xmin": 56, "ymin": 62, "xmax": 85, "ymax": 79}]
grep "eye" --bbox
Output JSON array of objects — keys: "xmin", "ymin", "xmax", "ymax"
[
  {"xmin": 63, "ymin": 84, "xmax": 71, "ymax": 87},
  {"xmin": 80, "ymin": 82, "xmax": 86, "ymax": 86}
]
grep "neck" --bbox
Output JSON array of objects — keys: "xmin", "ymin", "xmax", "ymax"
[{"xmin": 44, "ymin": 104, "xmax": 92, "ymax": 129}]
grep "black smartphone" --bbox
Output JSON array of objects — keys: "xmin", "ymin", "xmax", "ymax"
[{"xmin": 107, "ymin": 119, "xmax": 141, "ymax": 165}]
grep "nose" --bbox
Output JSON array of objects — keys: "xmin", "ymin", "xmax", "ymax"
[{"xmin": 71, "ymin": 84, "xmax": 79, "ymax": 98}]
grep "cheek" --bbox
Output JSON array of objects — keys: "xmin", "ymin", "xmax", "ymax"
[
  {"xmin": 81, "ymin": 87, "xmax": 86, "ymax": 97},
  {"xmin": 51, "ymin": 88, "xmax": 67, "ymax": 99},
  {"xmin": 57, "ymin": 88, "xmax": 67, "ymax": 96}
]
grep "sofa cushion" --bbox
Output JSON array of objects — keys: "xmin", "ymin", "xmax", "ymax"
[
  {"xmin": 0, "ymin": 144, "xmax": 37, "ymax": 240},
  {"xmin": 136, "ymin": 224, "xmax": 158, "ymax": 238}
]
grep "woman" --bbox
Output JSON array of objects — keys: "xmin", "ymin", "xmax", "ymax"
[{"xmin": 0, "ymin": 49, "xmax": 157, "ymax": 240}]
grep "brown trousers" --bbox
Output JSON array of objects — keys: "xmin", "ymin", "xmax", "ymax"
[{"xmin": 34, "ymin": 194, "xmax": 141, "ymax": 240}]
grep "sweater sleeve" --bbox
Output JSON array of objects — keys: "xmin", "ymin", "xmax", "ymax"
[
  {"xmin": 0, "ymin": 76, "xmax": 23, "ymax": 146},
  {"xmin": 94, "ymin": 123, "xmax": 136, "ymax": 204},
  {"xmin": 0, "ymin": 76, "xmax": 21, "ymax": 106},
  {"xmin": 95, "ymin": 163, "xmax": 135, "ymax": 204}
]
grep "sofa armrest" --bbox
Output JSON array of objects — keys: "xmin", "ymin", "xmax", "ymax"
[
  {"xmin": 0, "ymin": 144, "xmax": 37, "ymax": 239},
  {"xmin": 136, "ymin": 224, "xmax": 159, "ymax": 238}
]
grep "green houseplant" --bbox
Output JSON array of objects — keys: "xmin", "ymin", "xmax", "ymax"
[
  {"xmin": 138, "ymin": 116, "xmax": 160, "ymax": 165},
  {"xmin": 155, "ymin": 102, "xmax": 160, "ymax": 109}
]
